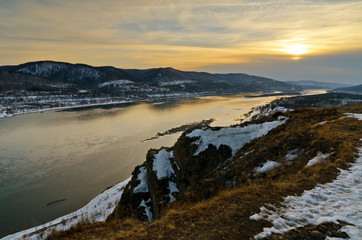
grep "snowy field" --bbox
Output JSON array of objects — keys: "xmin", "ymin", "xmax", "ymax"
[{"xmin": 251, "ymin": 145, "xmax": 362, "ymax": 239}]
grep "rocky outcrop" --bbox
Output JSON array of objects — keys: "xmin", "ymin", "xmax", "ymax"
[
  {"xmin": 117, "ymin": 116, "xmax": 287, "ymax": 221},
  {"xmin": 118, "ymin": 148, "xmax": 180, "ymax": 221}
]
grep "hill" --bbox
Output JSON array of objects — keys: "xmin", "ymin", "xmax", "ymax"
[
  {"xmin": 285, "ymin": 80, "xmax": 351, "ymax": 89},
  {"xmin": 333, "ymin": 84, "xmax": 362, "ymax": 94},
  {"xmin": 0, "ymin": 69, "xmax": 75, "ymax": 92}
]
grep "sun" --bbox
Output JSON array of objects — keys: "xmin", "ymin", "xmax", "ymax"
[{"xmin": 283, "ymin": 44, "xmax": 309, "ymax": 55}]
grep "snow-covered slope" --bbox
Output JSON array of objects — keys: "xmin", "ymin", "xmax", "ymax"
[
  {"xmin": 251, "ymin": 147, "xmax": 362, "ymax": 239},
  {"xmin": 186, "ymin": 119, "xmax": 286, "ymax": 156}
]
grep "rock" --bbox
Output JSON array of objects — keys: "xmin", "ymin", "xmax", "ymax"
[
  {"xmin": 310, "ymin": 230, "xmax": 323, "ymax": 239},
  {"xmin": 116, "ymin": 128, "xmax": 233, "ymax": 221}
]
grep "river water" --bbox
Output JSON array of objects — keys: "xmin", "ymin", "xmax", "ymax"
[{"xmin": 0, "ymin": 94, "xmax": 302, "ymax": 237}]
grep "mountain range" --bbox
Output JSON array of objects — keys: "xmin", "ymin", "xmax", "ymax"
[{"xmin": 1, "ymin": 61, "xmax": 300, "ymax": 96}]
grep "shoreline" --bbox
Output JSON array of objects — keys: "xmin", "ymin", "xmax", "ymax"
[{"xmin": 0, "ymin": 91, "xmax": 303, "ymax": 120}]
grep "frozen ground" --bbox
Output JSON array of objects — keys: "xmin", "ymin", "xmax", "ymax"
[
  {"xmin": 1, "ymin": 177, "xmax": 131, "ymax": 240},
  {"xmin": 251, "ymin": 146, "xmax": 362, "ymax": 239}
]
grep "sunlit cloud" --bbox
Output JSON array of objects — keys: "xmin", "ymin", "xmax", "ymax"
[{"xmin": 0, "ymin": 0, "xmax": 361, "ymax": 83}]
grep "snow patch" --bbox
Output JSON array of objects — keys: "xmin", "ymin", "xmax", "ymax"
[
  {"xmin": 243, "ymin": 106, "xmax": 290, "ymax": 123},
  {"xmin": 151, "ymin": 149, "xmax": 179, "ymax": 203},
  {"xmin": 187, "ymin": 120, "xmax": 286, "ymax": 156},
  {"xmin": 242, "ymin": 109, "xmax": 261, "ymax": 123},
  {"xmin": 168, "ymin": 181, "xmax": 179, "ymax": 203},
  {"xmin": 278, "ymin": 115, "xmax": 287, "ymax": 120},
  {"xmin": 139, "ymin": 199, "xmax": 153, "ymax": 222},
  {"xmin": 285, "ymin": 149, "xmax": 299, "ymax": 164},
  {"xmin": 254, "ymin": 161, "xmax": 280, "ymax": 174},
  {"xmin": 98, "ymin": 80, "xmax": 134, "ymax": 88},
  {"xmin": 307, "ymin": 152, "xmax": 330, "ymax": 167},
  {"xmin": 346, "ymin": 113, "xmax": 362, "ymax": 120},
  {"xmin": 152, "ymin": 149, "xmax": 175, "ymax": 180},
  {"xmin": 0, "ymin": 112, "xmax": 13, "ymax": 118},
  {"xmin": 251, "ymin": 148, "xmax": 362, "ymax": 239},
  {"xmin": 159, "ymin": 80, "xmax": 195, "ymax": 86},
  {"xmin": 134, "ymin": 166, "xmax": 149, "ymax": 193},
  {"xmin": 2, "ymin": 177, "xmax": 131, "ymax": 240},
  {"xmin": 173, "ymin": 159, "xmax": 180, "ymax": 171}
]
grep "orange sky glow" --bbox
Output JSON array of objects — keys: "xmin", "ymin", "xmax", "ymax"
[{"xmin": 0, "ymin": 0, "xmax": 361, "ymax": 84}]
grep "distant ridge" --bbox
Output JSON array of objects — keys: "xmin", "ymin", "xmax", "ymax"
[
  {"xmin": 1, "ymin": 60, "xmax": 300, "ymax": 94},
  {"xmin": 285, "ymin": 80, "xmax": 351, "ymax": 89},
  {"xmin": 333, "ymin": 84, "xmax": 362, "ymax": 94}
]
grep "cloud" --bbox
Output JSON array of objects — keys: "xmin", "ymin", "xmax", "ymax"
[
  {"xmin": 0, "ymin": 0, "xmax": 361, "ymax": 83},
  {"xmin": 200, "ymin": 50, "xmax": 362, "ymax": 84}
]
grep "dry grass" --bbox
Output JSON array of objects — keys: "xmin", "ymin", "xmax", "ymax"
[{"xmin": 47, "ymin": 104, "xmax": 362, "ymax": 240}]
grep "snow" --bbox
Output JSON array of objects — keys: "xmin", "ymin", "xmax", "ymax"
[
  {"xmin": 254, "ymin": 161, "xmax": 280, "ymax": 174},
  {"xmin": 173, "ymin": 159, "xmax": 180, "ymax": 171},
  {"xmin": 152, "ymin": 149, "xmax": 175, "ymax": 180},
  {"xmin": 98, "ymin": 80, "xmax": 134, "ymax": 88},
  {"xmin": 347, "ymin": 113, "xmax": 362, "ymax": 120},
  {"xmin": 139, "ymin": 199, "xmax": 153, "ymax": 222},
  {"xmin": 285, "ymin": 149, "xmax": 299, "ymax": 164},
  {"xmin": 0, "ymin": 112, "xmax": 13, "ymax": 118},
  {"xmin": 312, "ymin": 121, "xmax": 328, "ymax": 127},
  {"xmin": 278, "ymin": 115, "xmax": 287, "ymax": 120},
  {"xmin": 134, "ymin": 166, "xmax": 149, "ymax": 193},
  {"xmin": 2, "ymin": 177, "xmax": 131, "ymax": 240},
  {"xmin": 168, "ymin": 181, "xmax": 179, "ymax": 203},
  {"xmin": 242, "ymin": 109, "xmax": 261, "ymax": 123},
  {"xmin": 251, "ymin": 147, "xmax": 362, "ymax": 239},
  {"xmin": 186, "ymin": 119, "xmax": 287, "ymax": 156},
  {"xmin": 152, "ymin": 149, "xmax": 179, "ymax": 203},
  {"xmin": 307, "ymin": 152, "xmax": 330, "ymax": 167},
  {"xmin": 272, "ymin": 106, "xmax": 289, "ymax": 113},
  {"xmin": 159, "ymin": 80, "xmax": 195, "ymax": 86},
  {"xmin": 243, "ymin": 106, "xmax": 290, "ymax": 123}
]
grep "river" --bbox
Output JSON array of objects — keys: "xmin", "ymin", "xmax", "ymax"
[{"xmin": 0, "ymin": 93, "xmax": 315, "ymax": 237}]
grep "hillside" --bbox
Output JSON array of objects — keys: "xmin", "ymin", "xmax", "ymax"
[
  {"xmin": 0, "ymin": 69, "xmax": 75, "ymax": 92},
  {"xmin": 285, "ymin": 80, "xmax": 351, "ymax": 90},
  {"xmin": 333, "ymin": 84, "xmax": 362, "ymax": 94},
  {"xmin": 5, "ymin": 93, "xmax": 361, "ymax": 240}
]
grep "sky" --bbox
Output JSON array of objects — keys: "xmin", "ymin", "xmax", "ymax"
[{"xmin": 0, "ymin": 0, "xmax": 361, "ymax": 84}]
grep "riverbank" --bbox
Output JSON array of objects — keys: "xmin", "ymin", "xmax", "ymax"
[{"xmin": 0, "ymin": 91, "xmax": 303, "ymax": 119}]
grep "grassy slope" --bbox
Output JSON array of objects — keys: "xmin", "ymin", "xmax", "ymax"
[{"xmin": 48, "ymin": 103, "xmax": 362, "ymax": 240}]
